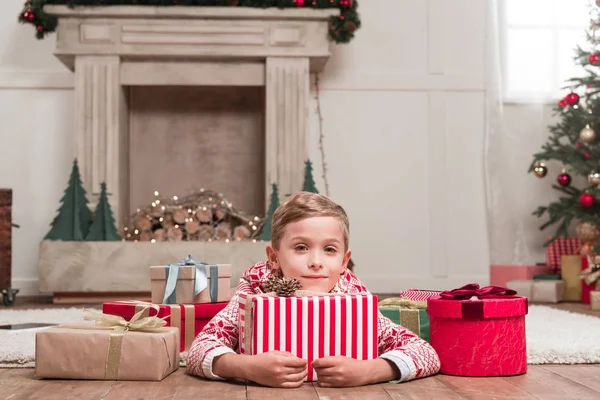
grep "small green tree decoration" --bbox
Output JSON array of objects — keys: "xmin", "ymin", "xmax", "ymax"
[
  {"xmin": 302, "ymin": 159, "xmax": 319, "ymax": 193},
  {"xmin": 259, "ymin": 183, "xmax": 280, "ymax": 241},
  {"xmin": 86, "ymin": 182, "xmax": 122, "ymax": 241},
  {"xmin": 44, "ymin": 159, "xmax": 92, "ymax": 240}
]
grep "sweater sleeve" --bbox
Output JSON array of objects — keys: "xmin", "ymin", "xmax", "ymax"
[
  {"xmin": 186, "ymin": 282, "xmax": 252, "ymax": 379},
  {"xmin": 377, "ymin": 311, "xmax": 440, "ymax": 382}
]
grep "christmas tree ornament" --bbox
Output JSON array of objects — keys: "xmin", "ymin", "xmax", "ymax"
[
  {"xmin": 580, "ymin": 124, "xmax": 596, "ymax": 143},
  {"xmin": 590, "ymin": 53, "xmax": 600, "ymax": 65},
  {"xmin": 580, "ymin": 192, "xmax": 596, "ymax": 208},
  {"xmin": 294, "ymin": 0, "xmax": 304, "ymax": 6},
  {"xmin": 558, "ymin": 98, "xmax": 568, "ymax": 107},
  {"xmin": 589, "ymin": 171, "xmax": 600, "ymax": 185},
  {"xmin": 557, "ymin": 172, "xmax": 572, "ymax": 187},
  {"xmin": 533, "ymin": 162, "xmax": 548, "ymax": 178},
  {"xmin": 565, "ymin": 92, "xmax": 580, "ymax": 105},
  {"xmin": 22, "ymin": 9, "xmax": 35, "ymax": 23},
  {"xmin": 576, "ymin": 222, "xmax": 600, "ymax": 255},
  {"xmin": 339, "ymin": 0, "xmax": 353, "ymax": 8}
]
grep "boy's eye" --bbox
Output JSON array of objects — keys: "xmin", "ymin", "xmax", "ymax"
[
  {"xmin": 295, "ymin": 244, "xmax": 308, "ymax": 251},
  {"xmin": 325, "ymin": 246, "xmax": 337, "ymax": 253}
]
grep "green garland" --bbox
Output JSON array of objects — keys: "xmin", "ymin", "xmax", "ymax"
[{"xmin": 18, "ymin": 0, "xmax": 360, "ymax": 43}]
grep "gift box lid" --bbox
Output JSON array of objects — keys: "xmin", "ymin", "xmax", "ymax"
[
  {"xmin": 149, "ymin": 263, "xmax": 232, "ymax": 280},
  {"xmin": 427, "ymin": 295, "xmax": 527, "ymax": 319}
]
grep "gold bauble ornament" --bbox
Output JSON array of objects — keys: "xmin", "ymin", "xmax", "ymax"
[
  {"xmin": 576, "ymin": 221, "xmax": 600, "ymax": 255},
  {"xmin": 533, "ymin": 162, "xmax": 548, "ymax": 178},
  {"xmin": 589, "ymin": 171, "xmax": 600, "ymax": 185},
  {"xmin": 579, "ymin": 124, "xmax": 596, "ymax": 144}
]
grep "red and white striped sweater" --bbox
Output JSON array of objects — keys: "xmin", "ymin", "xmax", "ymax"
[{"xmin": 186, "ymin": 261, "xmax": 440, "ymax": 383}]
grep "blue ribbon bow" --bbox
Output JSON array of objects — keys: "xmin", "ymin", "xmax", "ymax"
[{"xmin": 162, "ymin": 255, "xmax": 219, "ymax": 304}]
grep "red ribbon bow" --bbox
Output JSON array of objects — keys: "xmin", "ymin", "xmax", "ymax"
[{"xmin": 439, "ymin": 283, "xmax": 517, "ymax": 300}]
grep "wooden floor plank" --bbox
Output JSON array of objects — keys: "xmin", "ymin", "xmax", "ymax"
[
  {"xmin": 382, "ymin": 376, "xmax": 466, "ymax": 399},
  {"xmin": 314, "ymin": 384, "xmax": 392, "ymax": 400},
  {"xmin": 246, "ymin": 382, "xmax": 317, "ymax": 400},
  {"xmin": 538, "ymin": 365, "xmax": 600, "ymax": 394},
  {"xmin": 436, "ymin": 373, "xmax": 539, "ymax": 399}
]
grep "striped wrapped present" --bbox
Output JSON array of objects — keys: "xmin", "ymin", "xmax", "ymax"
[
  {"xmin": 238, "ymin": 293, "xmax": 378, "ymax": 381},
  {"xmin": 400, "ymin": 289, "xmax": 441, "ymax": 302}
]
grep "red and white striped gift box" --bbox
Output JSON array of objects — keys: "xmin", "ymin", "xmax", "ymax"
[
  {"xmin": 546, "ymin": 238, "xmax": 582, "ymax": 271},
  {"xmin": 400, "ymin": 289, "xmax": 441, "ymax": 302},
  {"xmin": 238, "ymin": 294, "xmax": 378, "ymax": 381}
]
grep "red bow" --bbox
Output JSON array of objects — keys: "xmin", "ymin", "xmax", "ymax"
[{"xmin": 439, "ymin": 283, "xmax": 517, "ymax": 300}]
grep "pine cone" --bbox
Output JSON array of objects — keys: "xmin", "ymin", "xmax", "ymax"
[{"xmin": 264, "ymin": 276, "xmax": 302, "ymax": 297}]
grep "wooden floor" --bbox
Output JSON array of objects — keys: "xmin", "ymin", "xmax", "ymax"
[{"xmin": 1, "ymin": 296, "xmax": 599, "ymax": 399}]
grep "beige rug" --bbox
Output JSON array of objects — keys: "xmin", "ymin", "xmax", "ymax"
[{"xmin": 0, "ymin": 305, "xmax": 598, "ymax": 368}]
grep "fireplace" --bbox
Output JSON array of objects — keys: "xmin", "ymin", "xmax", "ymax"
[{"xmin": 38, "ymin": 5, "xmax": 338, "ymax": 301}]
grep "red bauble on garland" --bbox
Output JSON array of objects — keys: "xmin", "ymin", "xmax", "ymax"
[
  {"xmin": 557, "ymin": 172, "xmax": 572, "ymax": 187},
  {"xmin": 339, "ymin": 0, "xmax": 353, "ymax": 8},
  {"xmin": 294, "ymin": 0, "xmax": 305, "ymax": 6},
  {"xmin": 565, "ymin": 92, "xmax": 580, "ymax": 105},
  {"xmin": 590, "ymin": 53, "xmax": 600, "ymax": 65},
  {"xmin": 21, "ymin": 9, "xmax": 35, "ymax": 23},
  {"xmin": 580, "ymin": 193, "xmax": 596, "ymax": 208}
]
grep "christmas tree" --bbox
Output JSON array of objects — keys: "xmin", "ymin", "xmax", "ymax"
[
  {"xmin": 302, "ymin": 159, "xmax": 319, "ymax": 193},
  {"xmin": 86, "ymin": 182, "xmax": 121, "ymax": 241},
  {"xmin": 529, "ymin": 8, "xmax": 600, "ymax": 248},
  {"xmin": 259, "ymin": 183, "xmax": 280, "ymax": 241},
  {"xmin": 44, "ymin": 159, "xmax": 92, "ymax": 240}
]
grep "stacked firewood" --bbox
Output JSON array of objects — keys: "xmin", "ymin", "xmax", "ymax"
[{"xmin": 124, "ymin": 189, "xmax": 264, "ymax": 243}]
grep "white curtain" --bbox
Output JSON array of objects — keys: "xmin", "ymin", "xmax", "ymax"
[{"xmin": 483, "ymin": 0, "xmax": 561, "ymax": 265}]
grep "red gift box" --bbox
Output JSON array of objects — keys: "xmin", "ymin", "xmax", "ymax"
[
  {"xmin": 427, "ymin": 284, "xmax": 528, "ymax": 377},
  {"xmin": 546, "ymin": 238, "xmax": 582, "ymax": 272},
  {"xmin": 238, "ymin": 294, "xmax": 378, "ymax": 381},
  {"xmin": 400, "ymin": 289, "xmax": 440, "ymax": 302},
  {"xmin": 581, "ymin": 256, "xmax": 597, "ymax": 304},
  {"xmin": 102, "ymin": 301, "xmax": 228, "ymax": 352}
]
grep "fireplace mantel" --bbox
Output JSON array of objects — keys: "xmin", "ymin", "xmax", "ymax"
[{"xmin": 45, "ymin": 5, "xmax": 338, "ymax": 225}]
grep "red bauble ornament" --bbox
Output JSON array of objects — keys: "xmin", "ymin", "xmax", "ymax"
[
  {"xmin": 22, "ymin": 9, "xmax": 35, "ymax": 23},
  {"xmin": 36, "ymin": 25, "xmax": 43, "ymax": 33},
  {"xmin": 580, "ymin": 193, "xmax": 596, "ymax": 208},
  {"xmin": 557, "ymin": 172, "xmax": 572, "ymax": 187},
  {"xmin": 559, "ymin": 98, "xmax": 568, "ymax": 107},
  {"xmin": 565, "ymin": 92, "xmax": 580, "ymax": 105},
  {"xmin": 339, "ymin": 0, "xmax": 353, "ymax": 8},
  {"xmin": 589, "ymin": 53, "xmax": 600, "ymax": 65},
  {"xmin": 295, "ymin": 0, "xmax": 304, "ymax": 6}
]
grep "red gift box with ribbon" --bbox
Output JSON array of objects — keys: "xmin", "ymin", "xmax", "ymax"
[
  {"xmin": 427, "ymin": 284, "xmax": 528, "ymax": 377},
  {"xmin": 102, "ymin": 301, "xmax": 228, "ymax": 352}
]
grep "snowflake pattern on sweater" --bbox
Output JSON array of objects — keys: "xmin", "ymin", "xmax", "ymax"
[{"xmin": 186, "ymin": 261, "xmax": 441, "ymax": 382}]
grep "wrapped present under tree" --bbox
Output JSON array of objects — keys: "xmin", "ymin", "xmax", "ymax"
[{"xmin": 378, "ymin": 297, "xmax": 430, "ymax": 342}]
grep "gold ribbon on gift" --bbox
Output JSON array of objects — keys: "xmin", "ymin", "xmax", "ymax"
[
  {"xmin": 59, "ymin": 307, "xmax": 170, "ymax": 380},
  {"xmin": 581, "ymin": 256, "xmax": 600, "ymax": 288},
  {"xmin": 377, "ymin": 297, "xmax": 426, "ymax": 337},
  {"xmin": 122, "ymin": 301, "xmax": 197, "ymax": 352}
]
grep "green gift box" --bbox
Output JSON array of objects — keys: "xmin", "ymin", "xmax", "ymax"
[
  {"xmin": 533, "ymin": 274, "xmax": 561, "ymax": 280},
  {"xmin": 378, "ymin": 298, "xmax": 430, "ymax": 342}
]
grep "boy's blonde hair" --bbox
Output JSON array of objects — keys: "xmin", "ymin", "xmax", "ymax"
[{"xmin": 270, "ymin": 191, "xmax": 349, "ymax": 250}]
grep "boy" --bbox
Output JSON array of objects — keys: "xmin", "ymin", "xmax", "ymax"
[{"xmin": 187, "ymin": 192, "xmax": 440, "ymax": 387}]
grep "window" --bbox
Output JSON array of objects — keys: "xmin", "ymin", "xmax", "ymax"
[{"xmin": 501, "ymin": 0, "xmax": 591, "ymax": 102}]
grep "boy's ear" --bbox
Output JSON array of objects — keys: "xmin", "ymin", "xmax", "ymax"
[
  {"xmin": 266, "ymin": 244, "xmax": 280, "ymax": 269},
  {"xmin": 342, "ymin": 249, "xmax": 352, "ymax": 272}
]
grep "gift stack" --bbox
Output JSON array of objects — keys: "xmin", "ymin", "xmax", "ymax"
[
  {"xmin": 376, "ymin": 289, "xmax": 441, "ymax": 342},
  {"xmin": 35, "ymin": 255, "xmax": 233, "ymax": 381},
  {"xmin": 427, "ymin": 283, "xmax": 528, "ymax": 377},
  {"xmin": 238, "ymin": 279, "xmax": 379, "ymax": 382},
  {"xmin": 500, "ymin": 238, "xmax": 585, "ymax": 304}
]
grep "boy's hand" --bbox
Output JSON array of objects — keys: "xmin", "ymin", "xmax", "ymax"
[
  {"xmin": 312, "ymin": 356, "xmax": 369, "ymax": 387},
  {"xmin": 312, "ymin": 357, "xmax": 399, "ymax": 387},
  {"xmin": 246, "ymin": 351, "xmax": 308, "ymax": 388}
]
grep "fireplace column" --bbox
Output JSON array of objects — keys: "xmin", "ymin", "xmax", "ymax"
[
  {"xmin": 74, "ymin": 56, "xmax": 129, "ymax": 226},
  {"xmin": 265, "ymin": 57, "xmax": 309, "ymax": 203}
]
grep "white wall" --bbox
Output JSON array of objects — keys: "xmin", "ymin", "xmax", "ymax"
[{"xmin": 1, "ymin": 0, "xmax": 492, "ymax": 295}]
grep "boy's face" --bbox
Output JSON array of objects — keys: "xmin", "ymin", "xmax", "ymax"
[{"xmin": 266, "ymin": 216, "xmax": 351, "ymax": 293}]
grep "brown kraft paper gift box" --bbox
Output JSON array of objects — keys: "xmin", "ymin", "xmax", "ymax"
[
  {"xmin": 561, "ymin": 255, "xmax": 582, "ymax": 301},
  {"xmin": 35, "ymin": 326, "xmax": 179, "ymax": 380},
  {"xmin": 150, "ymin": 262, "xmax": 232, "ymax": 304}
]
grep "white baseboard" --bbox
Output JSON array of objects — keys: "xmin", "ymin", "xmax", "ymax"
[{"xmin": 10, "ymin": 278, "xmax": 43, "ymax": 297}]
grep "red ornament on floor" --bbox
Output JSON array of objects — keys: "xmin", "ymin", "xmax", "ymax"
[
  {"xmin": 557, "ymin": 172, "xmax": 571, "ymax": 187},
  {"xmin": 565, "ymin": 92, "xmax": 580, "ymax": 105},
  {"xmin": 580, "ymin": 193, "xmax": 595, "ymax": 208},
  {"xmin": 590, "ymin": 53, "xmax": 600, "ymax": 65}
]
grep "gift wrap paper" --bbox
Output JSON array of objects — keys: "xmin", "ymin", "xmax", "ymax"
[
  {"xmin": 238, "ymin": 293, "xmax": 378, "ymax": 381},
  {"xmin": 561, "ymin": 255, "xmax": 582, "ymax": 301},
  {"xmin": 35, "ymin": 326, "xmax": 179, "ymax": 381}
]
